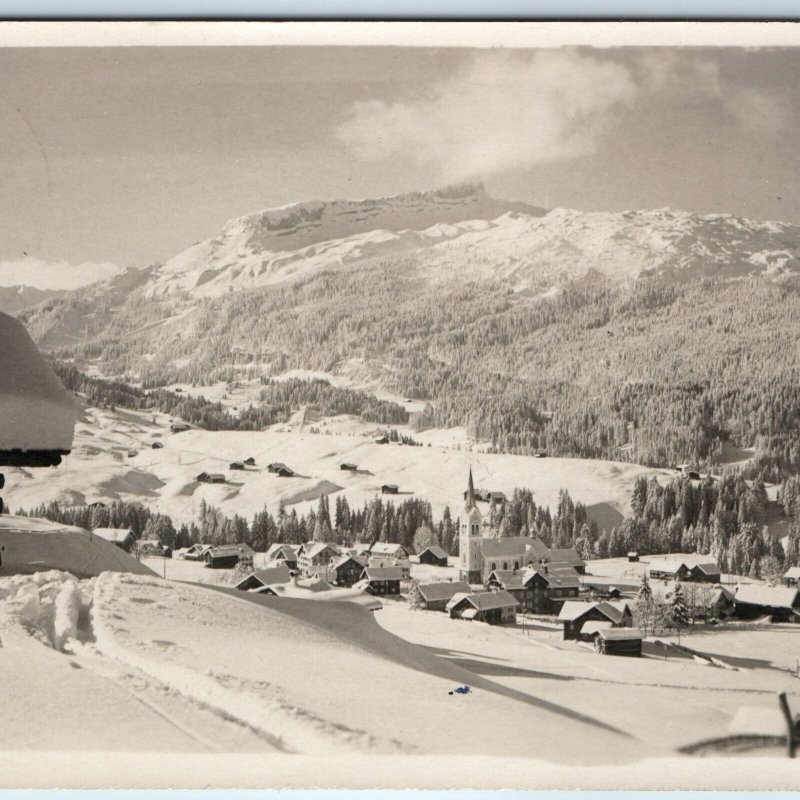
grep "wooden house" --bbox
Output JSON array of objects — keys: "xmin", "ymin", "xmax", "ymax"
[
  {"xmin": 151, "ymin": 441, "xmax": 164, "ymax": 449},
  {"xmin": 244, "ymin": 457, "xmax": 256, "ymax": 466},
  {"xmin": 381, "ymin": 484, "xmax": 399, "ymax": 495},
  {"xmin": 203, "ymin": 543, "xmax": 255, "ymax": 569},
  {"xmin": 340, "ymin": 463, "xmax": 358, "ymax": 471},
  {"xmin": 415, "ymin": 581, "xmax": 472, "ymax": 612},
  {"xmin": 784, "ymin": 567, "xmax": 800, "ymax": 587},
  {"xmin": 182, "ymin": 543, "xmax": 211, "ymax": 561},
  {"xmin": 264, "ymin": 543, "xmax": 298, "ymax": 571},
  {"xmin": 546, "ymin": 548, "xmax": 587, "ymax": 575},
  {"xmin": 374, "ymin": 436, "xmax": 389, "ymax": 445},
  {"xmin": 92, "ymin": 527, "xmax": 136, "ymax": 552},
  {"xmin": 734, "ymin": 585, "xmax": 800, "ymax": 622},
  {"xmin": 170, "ymin": 422, "xmax": 190, "ymax": 433},
  {"xmin": 627, "ymin": 552, "xmax": 639, "ymax": 563},
  {"xmin": 418, "ymin": 545, "xmax": 449, "ymax": 567},
  {"xmin": 360, "ymin": 566, "xmax": 402, "ymax": 596},
  {"xmin": 235, "ymin": 565, "xmax": 292, "ymax": 592},
  {"xmin": 138, "ymin": 539, "xmax": 172, "ymax": 558},
  {"xmin": 487, "ymin": 566, "xmax": 580, "ymax": 614},
  {"xmin": 196, "ymin": 472, "xmax": 225, "ymax": 484},
  {"xmin": 648, "ymin": 559, "xmax": 720, "ymax": 584},
  {"xmin": 229, "ymin": 461, "xmax": 245, "ymax": 470},
  {"xmin": 557, "ymin": 600, "xmax": 632, "ymax": 640},
  {"xmin": 446, "ymin": 590, "xmax": 519, "ymax": 625},
  {"xmin": 327, "ymin": 555, "xmax": 368, "ymax": 587},
  {"xmin": 368, "ymin": 557, "xmax": 411, "ymax": 579},
  {"xmin": 595, "ymin": 628, "xmax": 643, "ymax": 657}
]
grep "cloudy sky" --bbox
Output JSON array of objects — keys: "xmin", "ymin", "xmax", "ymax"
[{"xmin": 1, "ymin": 44, "xmax": 798, "ymax": 286}]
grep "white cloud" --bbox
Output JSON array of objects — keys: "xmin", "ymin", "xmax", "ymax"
[
  {"xmin": 0, "ymin": 257, "xmax": 124, "ymax": 290},
  {"xmin": 336, "ymin": 49, "xmax": 640, "ymax": 181}
]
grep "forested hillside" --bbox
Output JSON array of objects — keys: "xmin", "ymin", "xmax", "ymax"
[{"xmin": 20, "ymin": 192, "xmax": 800, "ymax": 480}]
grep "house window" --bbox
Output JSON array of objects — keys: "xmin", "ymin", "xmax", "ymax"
[
  {"xmin": 503, "ymin": 562, "xmax": 508, "ymax": 570},
  {"xmin": 514, "ymin": 561, "xmax": 519, "ymax": 570},
  {"xmin": 491, "ymin": 562, "xmax": 497, "ymax": 571}
]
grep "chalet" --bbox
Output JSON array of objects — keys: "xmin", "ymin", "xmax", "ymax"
[
  {"xmin": 264, "ymin": 543, "xmax": 298, "ymax": 571},
  {"xmin": 374, "ymin": 436, "xmax": 389, "ymax": 445},
  {"xmin": 170, "ymin": 422, "xmax": 190, "ymax": 433},
  {"xmin": 557, "ymin": 600, "xmax": 632, "ymax": 640},
  {"xmin": 340, "ymin": 463, "xmax": 358, "ymax": 471},
  {"xmin": 784, "ymin": 567, "xmax": 800, "ymax": 587},
  {"xmin": 648, "ymin": 559, "xmax": 720, "ymax": 584},
  {"xmin": 734, "ymin": 585, "xmax": 800, "ymax": 623},
  {"xmin": 138, "ymin": 539, "xmax": 172, "ymax": 557},
  {"xmin": 369, "ymin": 542, "xmax": 410, "ymax": 560},
  {"xmin": 577, "ymin": 619, "xmax": 614, "ymax": 642},
  {"xmin": 628, "ymin": 552, "xmax": 639, "ymax": 563},
  {"xmin": 381, "ymin": 484, "xmax": 399, "ymax": 495},
  {"xmin": 92, "ymin": 527, "xmax": 135, "ymax": 552},
  {"xmin": 327, "ymin": 555, "xmax": 368, "ymax": 587},
  {"xmin": 360, "ymin": 566, "xmax": 402, "ymax": 596},
  {"xmin": 234, "ymin": 564, "xmax": 292, "ymax": 592},
  {"xmin": 486, "ymin": 566, "xmax": 580, "ymax": 613},
  {"xmin": 152, "ymin": 441, "xmax": 164, "ymax": 449},
  {"xmin": 595, "ymin": 628, "xmax": 643, "ymax": 657},
  {"xmin": 368, "ymin": 557, "xmax": 411, "ymax": 579},
  {"xmin": 182, "ymin": 543, "xmax": 212, "ymax": 561},
  {"xmin": 127, "ymin": 449, "xmax": 137, "ymax": 458},
  {"xmin": 298, "ymin": 542, "xmax": 340, "ymax": 575},
  {"xmin": 196, "ymin": 472, "xmax": 225, "ymax": 484},
  {"xmin": 446, "ymin": 590, "xmax": 519, "ymax": 625},
  {"xmin": 229, "ymin": 461, "xmax": 245, "ymax": 470},
  {"xmin": 244, "ymin": 457, "xmax": 256, "ymax": 466},
  {"xmin": 267, "ymin": 462, "xmax": 291, "ymax": 474},
  {"xmin": 462, "ymin": 488, "xmax": 507, "ymax": 505},
  {"xmin": 203, "ymin": 543, "xmax": 255, "ymax": 569},
  {"xmin": 415, "ymin": 581, "xmax": 472, "ymax": 612},
  {"xmin": 418, "ymin": 545, "xmax": 449, "ymax": 567}
]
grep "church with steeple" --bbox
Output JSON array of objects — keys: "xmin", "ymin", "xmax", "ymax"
[{"xmin": 458, "ymin": 468, "xmax": 585, "ymax": 585}]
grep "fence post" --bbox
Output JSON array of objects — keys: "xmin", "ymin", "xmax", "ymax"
[{"xmin": 778, "ymin": 692, "xmax": 797, "ymax": 759}]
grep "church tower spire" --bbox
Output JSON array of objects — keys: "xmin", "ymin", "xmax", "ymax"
[{"xmin": 466, "ymin": 466, "xmax": 476, "ymax": 509}]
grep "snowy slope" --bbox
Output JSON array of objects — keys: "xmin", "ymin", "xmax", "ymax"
[
  {"xmin": 2, "ymin": 400, "xmax": 669, "ymax": 527},
  {"xmin": 0, "ymin": 514, "xmax": 155, "ymax": 578},
  {"xmin": 0, "ymin": 312, "xmax": 78, "ymax": 450}
]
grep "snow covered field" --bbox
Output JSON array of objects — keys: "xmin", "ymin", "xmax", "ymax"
[{"xmin": 3, "ymin": 398, "xmax": 671, "ymax": 526}]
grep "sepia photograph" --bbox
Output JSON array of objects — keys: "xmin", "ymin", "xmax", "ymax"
[{"xmin": 2, "ymin": 20, "xmax": 800, "ymax": 790}]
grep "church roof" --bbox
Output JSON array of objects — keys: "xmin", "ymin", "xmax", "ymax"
[{"xmin": 480, "ymin": 536, "xmax": 538, "ymax": 558}]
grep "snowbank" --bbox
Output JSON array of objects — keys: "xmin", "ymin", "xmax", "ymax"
[
  {"xmin": 0, "ymin": 312, "xmax": 77, "ymax": 450},
  {"xmin": 0, "ymin": 514, "xmax": 155, "ymax": 579}
]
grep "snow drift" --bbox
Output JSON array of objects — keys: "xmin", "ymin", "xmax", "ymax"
[
  {"xmin": 0, "ymin": 514, "xmax": 155, "ymax": 579},
  {"xmin": 0, "ymin": 312, "xmax": 77, "ymax": 451}
]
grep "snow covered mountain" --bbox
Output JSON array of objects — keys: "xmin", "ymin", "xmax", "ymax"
[
  {"xmin": 138, "ymin": 184, "xmax": 800, "ymax": 299},
  {"xmin": 0, "ymin": 285, "xmax": 64, "ymax": 315}
]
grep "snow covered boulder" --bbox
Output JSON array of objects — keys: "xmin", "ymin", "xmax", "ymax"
[{"xmin": 0, "ymin": 311, "xmax": 77, "ymax": 452}]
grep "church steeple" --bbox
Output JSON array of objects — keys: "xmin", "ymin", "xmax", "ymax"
[{"xmin": 466, "ymin": 467, "xmax": 476, "ymax": 509}]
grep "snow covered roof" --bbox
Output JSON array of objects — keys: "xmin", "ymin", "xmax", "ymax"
[
  {"xmin": 785, "ymin": 567, "xmax": 800, "ymax": 579},
  {"xmin": 487, "ymin": 569, "xmax": 524, "ymax": 591},
  {"xmin": 557, "ymin": 600, "xmax": 623, "ymax": 623},
  {"xmin": 522, "ymin": 566, "xmax": 581, "ymax": 589},
  {"xmin": 598, "ymin": 628, "xmax": 643, "ymax": 641},
  {"xmin": 580, "ymin": 620, "xmax": 613, "ymax": 636},
  {"xmin": 447, "ymin": 590, "xmax": 519, "ymax": 612},
  {"xmin": 547, "ymin": 548, "xmax": 586, "ymax": 569},
  {"xmin": 265, "ymin": 543, "xmax": 297, "ymax": 560},
  {"xmin": 236, "ymin": 565, "xmax": 292, "ymax": 589},
  {"xmin": 301, "ymin": 542, "xmax": 340, "ymax": 560},
  {"xmin": 362, "ymin": 567, "xmax": 403, "ymax": 582},
  {"xmin": 332, "ymin": 554, "xmax": 368, "ymax": 570},
  {"xmin": 419, "ymin": 545, "xmax": 449, "ymax": 560},
  {"xmin": 369, "ymin": 542, "xmax": 408, "ymax": 557},
  {"xmin": 693, "ymin": 562, "xmax": 721, "ymax": 574},
  {"xmin": 92, "ymin": 527, "xmax": 134, "ymax": 543},
  {"xmin": 480, "ymin": 536, "xmax": 541, "ymax": 559},
  {"xmin": 0, "ymin": 312, "xmax": 78, "ymax": 451},
  {"xmin": 735, "ymin": 584, "xmax": 800, "ymax": 609},
  {"xmin": 416, "ymin": 581, "xmax": 471, "ymax": 602}
]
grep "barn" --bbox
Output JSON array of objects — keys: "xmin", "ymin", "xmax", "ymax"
[
  {"xmin": 267, "ymin": 462, "xmax": 295, "ymax": 477},
  {"xmin": 418, "ymin": 545, "xmax": 449, "ymax": 567},
  {"xmin": 546, "ymin": 548, "xmax": 587, "ymax": 575},
  {"xmin": 557, "ymin": 600, "xmax": 632, "ymax": 640},
  {"xmin": 138, "ymin": 539, "xmax": 172, "ymax": 558},
  {"xmin": 734, "ymin": 585, "xmax": 800, "ymax": 622},
  {"xmin": 627, "ymin": 552, "xmax": 639, "ymax": 563},
  {"xmin": 229, "ymin": 461, "xmax": 245, "ymax": 470},
  {"xmin": 595, "ymin": 628, "xmax": 643, "ymax": 657},
  {"xmin": 340, "ymin": 463, "xmax": 358, "ymax": 471},
  {"xmin": 381, "ymin": 484, "xmax": 399, "ymax": 495},
  {"xmin": 446, "ymin": 590, "xmax": 519, "ymax": 625},
  {"xmin": 196, "ymin": 472, "xmax": 225, "ymax": 484},
  {"xmin": 415, "ymin": 581, "xmax": 472, "ymax": 612},
  {"xmin": 170, "ymin": 422, "xmax": 190, "ymax": 433},
  {"xmin": 234, "ymin": 564, "xmax": 292, "ymax": 592},
  {"xmin": 92, "ymin": 527, "xmax": 136, "ymax": 552},
  {"xmin": 784, "ymin": 567, "xmax": 800, "ymax": 587},
  {"xmin": 360, "ymin": 566, "xmax": 402, "ymax": 596},
  {"xmin": 203, "ymin": 543, "xmax": 255, "ymax": 569},
  {"xmin": 244, "ymin": 457, "xmax": 256, "ymax": 466},
  {"xmin": 374, "ymin": 436, "xmax": 389, "ymax": 445},
  {"xmin": 151, "ymin": 441, "xmax": 164, "ymax": 449}
]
